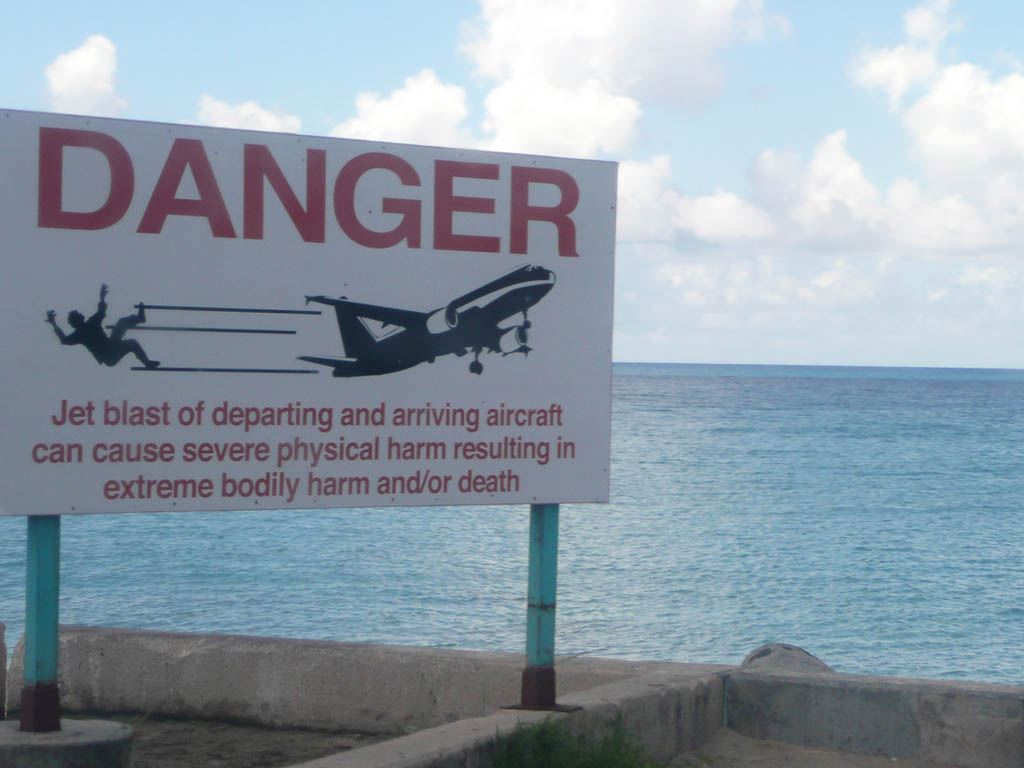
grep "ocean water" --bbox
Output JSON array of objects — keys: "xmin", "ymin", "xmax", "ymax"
[{"xmin": 2, "ymin": 363, "xmax": 1023, "ymax": 684}]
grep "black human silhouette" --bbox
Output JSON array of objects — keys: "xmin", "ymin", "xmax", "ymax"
[{"xmin": 47, "ymin": 284, "xmax": 160, "ymax": 368}]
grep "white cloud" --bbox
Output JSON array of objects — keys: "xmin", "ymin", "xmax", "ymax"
[
  {"xmin": 851, "ymin": 45, "xmax": 937, "ymax": 110},
  {"xmin": 656, "ymin": 261, "xmax": 716, "ymax": 292},
  {"xmin": 461, "ymin": 0, "xmax": 787, "ymax": 155},
  {"xmin": 621, "ymin": 131, "xmax": 880, "ymax": 248},
  {"xmin": 956, "ymin": 265, "xmax": 1010, "ymax": 289},
  {"xmin": 326, "ymin": 1, "xmax": 786, "ymax": 159},
  {"xmin": 808, "ymin": 259, "xmax": 876, "ymax": 306},
  {"xmin": 790, "ymin": 130, "xmax": 880, "ymax": 239},
  {"xmin": 677, "ymin": 1, "xmax": 1024, "ymax": 257},
  {"xmin": 465, "ymin": 0, "xmax": 786, "ymax": 104},
  {"xmin": 609, "ymin": 1, "xmax": 1024, "ymax": 366},
  {"xmin": 653, "ymin": 253, "xmax": 822, "ymax": 319},
  {"xmin": 330, "ymin": 69, "xmax": 471, "ymax": 147},
  {"xmin": 750, "ymin": 148, "xmax": 804, "ymax": 213},
  {"xmin": 660, "ymin": 118, "xmax": 1018, "ymax": 255},
  {"xmin": 45, "ymin": 35, "xmax": 126, "ymax": 116},
  {"xmin": 620, "ymin": 156, "xmax": 776, "ymax": 244},
  {"xmin": 624, "ymin": 110, "xmax": 1019, "ymax": 258},
  {"xmin": 676, "ymin": 191, "xmax": 776, "ymax": 242},
  {"xmin": 849, "ymin": 0, "xmax": 955, "ymax": 110},
  {"xmin": 615, "ymin": 156, "xmax": 682, "ymax": 241},
  {"xmin": 903, "ymin": 64, "xmax": 1024, "ymax": 187},
  {"xmin": 883, "ymin": 179, "xmax": 995, "ymax": 249},
  {"xmin": 196, "ymin": 94, "xmax": 301, "ymax": 133},
  {"xmin": 845, "ymin": 1, "xmax": 1024, "ymax": 252},
  {"xmin": 481, "ymin": 77, "xmax": 639, "ymax": 156},
  {"xmin": 613, "ymin": 241, "xmax": 1018, "ymax": 366},
  {"xmin": 903, "ymin": 0, "xmax": 957, "ymax": 47},
  {"xmin": 850, "ymin": 0, "xmax": 1024, "ymax": 214}
]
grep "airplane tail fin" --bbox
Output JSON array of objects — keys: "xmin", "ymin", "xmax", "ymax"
[
  {"xmin": 333, "ymin": 304, "xmax": 378, "ymax": 359},
  {"xmin": 305, "ymin": 294, "xmax": 434, "ymax": 366},
  {"xmin": 305, "ymin": 297, "xmax": 377, "ymax": 359}
]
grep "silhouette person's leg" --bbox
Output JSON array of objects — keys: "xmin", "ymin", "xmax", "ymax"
[{"xmin": 108, "ymin": 304, "xmax": 160, "ymax": 368}]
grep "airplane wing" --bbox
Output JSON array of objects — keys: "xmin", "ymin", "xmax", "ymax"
[
  {"xmin": 305, "ymin": 296, "xmax": 427, "ymax": 329},
  {"xmin": 297, "ymin": 354, "xmax": 358, "ymax": 368}
]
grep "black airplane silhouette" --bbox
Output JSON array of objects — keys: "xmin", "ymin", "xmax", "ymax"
[{"xmin": 299, "ymin": 264, "xmax": 556, "ymax": 376}]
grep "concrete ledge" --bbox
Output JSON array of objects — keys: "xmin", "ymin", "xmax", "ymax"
[
  {"xmin": 0, "ymin": 719, "xmax": 134, "ymax": 768},
  {"xmin": 6, "ymin": 626, "xmax": 728, "ymax": 735},
  {"xmin": 289, "ymin": 708, "xmax": 556, "ymax": 768},
  {"xmin": 1, "ymin": 622, "xmax": 6, "ymax": 720},
  {"xmin": 559, "ymin": 670, "xmax": 724, "ymax": 761},
  {"xmin": 727, "ymin": 670, "xmax": 1024, "ymax": 768},
  {"xmin": 8, "ymin": 628, "xmax": 1024, "ymax": 768},
  {"xmin": 285, "ymin": 670, "xmax": 726, "ymax": 767}
]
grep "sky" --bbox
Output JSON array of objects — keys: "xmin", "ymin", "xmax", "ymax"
[{"xmin": 4, "ymin": 0, "xmax": 1024, "ymax": 368}]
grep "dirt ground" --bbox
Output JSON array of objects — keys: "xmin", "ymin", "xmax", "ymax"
[
  {"xmin": 61, "ymin": 715, "xmax": 959, "ymax": 768},
  {"xmin": 64, "ymin": 714, "xmax": 391, "ymax": 768},
  {"xmin": 670, "ymin": 729, "xmax": 953, "ymax": 768}
]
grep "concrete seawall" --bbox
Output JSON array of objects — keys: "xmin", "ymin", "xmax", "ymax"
[
  {"xmin": 5, "ymin": 626, "xmax": 725, "ymax": 736},
  {"xmin": 1, "ymin": 623, "xmax": 5, "ymax": 720},
  {"xmin": 727, "ymin": 669, "xmax": 1024, "ymax": 768},
  {"xmin": 6, "ymin": 627, "xmax": 1024, "ymax": 767}
]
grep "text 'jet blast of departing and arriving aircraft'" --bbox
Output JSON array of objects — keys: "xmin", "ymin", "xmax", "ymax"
[{"xmin": 299, "ymin": 264, "xmax": 556, "ymax": 376}]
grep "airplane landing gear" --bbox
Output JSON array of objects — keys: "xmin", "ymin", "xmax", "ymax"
[{"xmin": 469, "ymin": 359, "xmax": 483, "ymax": 375}]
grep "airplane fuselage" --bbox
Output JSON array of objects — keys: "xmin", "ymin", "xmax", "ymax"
[{"xmin": 300, "ymin": 264, "xmax": 555, "ymax": 376}]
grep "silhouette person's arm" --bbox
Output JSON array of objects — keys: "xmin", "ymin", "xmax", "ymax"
[
  {"xmin": 46, "ymin": 309, "xmax": 76, "ymax": 345},
  {"xmin": 89, "ymin": 283, "xmax": 109, "ymax": 325}
]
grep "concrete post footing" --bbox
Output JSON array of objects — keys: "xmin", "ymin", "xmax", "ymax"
[
  {"xmin": 20, "ymin": 682, "xmax": 61, "ymax": 732},
  {"xmin": 0, "ymin": 719, "xmax": 134, "ymax": 768},
  {"xmin": 521, "ymin": 665, "xmax": 556, "ymax": 708}
]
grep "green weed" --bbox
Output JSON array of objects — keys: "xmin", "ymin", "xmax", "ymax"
[{"xmin": 490, "ymin": 718, "xmax": 663, "ymax": 768}]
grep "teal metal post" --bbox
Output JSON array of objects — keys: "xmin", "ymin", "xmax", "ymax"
[
  {"xmin": 521, "ymin": 503, "xmax": 559, "ymax": 708},
  {"xmin": 21, "ymin": 515, "xmax": 61, "ymax": 732}
]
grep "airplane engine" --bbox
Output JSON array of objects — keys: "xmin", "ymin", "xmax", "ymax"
[
  {"xmin": 499, "ymin": 325, "xmax": 528, "ymax": 354},
  {"xmin": 425, "ymin": 303, "xmax": 459, "ymax": 334}
]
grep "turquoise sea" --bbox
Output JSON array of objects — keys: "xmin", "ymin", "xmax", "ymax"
[{"xmin": 2, "ymin": 363, "xmax": 1023, "ymax": 683}]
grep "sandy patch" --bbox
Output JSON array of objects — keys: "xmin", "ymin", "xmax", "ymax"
[
  {"xmin": 671, "ymin": 729, "xmax": 953, "ymax": 768},
  {"xmin": 65, "ymin": 713, "xmax": 391, "ymax": 768}
]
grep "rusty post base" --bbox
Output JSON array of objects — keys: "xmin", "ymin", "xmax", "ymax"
[
  {"xmin": 20, "ymin": 683, "xmax": 60, "ymax": 732},
  {"xmin": 520, "ymin": 665, "xmax": 556, "ymax": 709}
]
